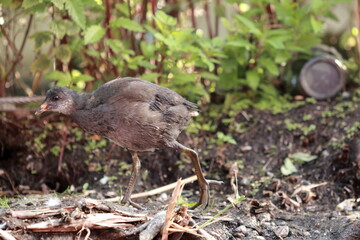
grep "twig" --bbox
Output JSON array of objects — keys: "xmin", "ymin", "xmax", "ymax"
[
  {"xmin": 0, "ymin": 229, "xmax": 16, "ymax": 240},
  {"xmin": 58, "ymin": 125, "xmax": 69, "ymax": 173},
  {"xmin": 204, "ymin": 1, "xmax": 213, "ymax": 38},
  {"xmin": 214, "ymin": 0, "xmax": 220, "ymax": 37},
  {"xmin": 3, "ymin": 15, "xmax": 33, "ymax": 87},
  {"xmin": 105, "ymin": 175, "xmax": 199, "ymax": 202},
  {"xmin": 188, "ymin": 0, "xmax": 197, "ymax": 29},
  {"xmin": 105, "ymin": 143, "xmax": 116, "ymax": 161},
  {"xmin": 0, "ymin": 169, "xmax": 18, "ymax": 193}
]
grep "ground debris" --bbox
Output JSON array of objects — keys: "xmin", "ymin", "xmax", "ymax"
[{"xmin": 0, "ymin": 182, "xmax": 219, "ymax": 240}]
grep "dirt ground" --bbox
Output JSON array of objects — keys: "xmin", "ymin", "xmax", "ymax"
[{"xmin": 1, "ymin": 91, "xmax": 360, "ymax": 239}]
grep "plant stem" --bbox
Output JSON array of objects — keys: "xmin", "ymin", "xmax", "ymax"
[{"xmin": 1, "ymin": 14, "xmax": 33, "ymax": 96}]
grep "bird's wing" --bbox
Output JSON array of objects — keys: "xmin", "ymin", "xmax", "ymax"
[{"xmin": 93, "ymin": 78, "xmax": 198, "ymax": 113}]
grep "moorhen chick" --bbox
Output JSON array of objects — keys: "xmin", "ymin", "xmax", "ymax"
[{"xmin": 35, "ymin": 77, "xmax": 214, "ymax": 209}]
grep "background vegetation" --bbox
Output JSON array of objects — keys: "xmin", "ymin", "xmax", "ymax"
[{"xmin": 0, "ymin": 0, "xmax": 358, "ymax": 117}]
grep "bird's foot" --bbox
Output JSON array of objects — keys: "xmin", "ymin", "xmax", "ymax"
[
  {"xmin": 189, "ymin": 179, "xmax": 223, "ymax": 212},
  {"xmin": 121, "ymin": 197, "xmax": 144, "ymax": 210}
]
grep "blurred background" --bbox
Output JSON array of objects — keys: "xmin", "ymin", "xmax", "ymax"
[{"xmin": 0, "ymin": 0, "xmax": 358, "ymax": 107}]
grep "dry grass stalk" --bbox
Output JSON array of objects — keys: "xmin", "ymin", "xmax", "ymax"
[{"xmin": 161, "ymin": 178, "xmax": 185, "ymax": 240}]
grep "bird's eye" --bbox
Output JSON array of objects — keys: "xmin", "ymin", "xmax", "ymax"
[{"xmin": 52, "ymin": 95, "xmax": 60, "ymax": 101}]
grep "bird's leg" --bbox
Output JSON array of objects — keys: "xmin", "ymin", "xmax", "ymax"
[
  {"xmin": 174, "ymin": 142, "xmax": 210, "ymax": 209},
  {"xmin": 121, "ymin": 151, "xmax": 143, "ymax": 209}
]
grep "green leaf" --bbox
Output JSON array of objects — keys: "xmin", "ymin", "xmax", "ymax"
[
  {"xmin": 200, "ymin": 72, "xmax": 219, "ymax": 81},
  {"xmin": 31, "ymin": 54, "xmax": 51, "ymax": 74},
  {"xmin": 22, "ymin": 0, "xmax": 41, "ymax": 8},
  {"xmin": 65, "ymin": 0, "xmax": 86, "ymax": 29},
  {"xmin": 226, "ymin": 39, "xmax": 253, "ymax": 49},
  {"xmin": 30, "ymin": 31, "xmax": 52, "ymax": 50},
  {"xmin": 172, "ymin": 73, "xmax": 197, "ymax": 85},
  {"xmin": 115, "ymin": 3, "xmax": 129, "ymax": 16},
  {"xmin": 266, "ymin": 38, "xmax": 285, "ymax": 49},
  {"xmin": 310, "ymin": 15, "xmax": 323, "ymax": 33},
  {"xmin": 258, "ymin": 57, "xmax": 279, "ymax": 75},
  {"xmin": 1, "ymin": 0, "xmax": 11, "ymax": 7},
  {"xmin": 72, "ymin": 72, "xmax": 94, "ymax": 83},
  {"xmin": 49, "ymin": 21, "xmax": 67, "ymax": 39},
  {"xmin": 246, "ymin": 70, "xmax": 260, "ymax": 91},
  {"xmin": 51, "ymin": 0, "xmax": 66, "ymax": 10},
  {"xmin": 45, "ymin": 71, "xmax": 70, "ymax": 83},
  {"xmin": 155, "ymin": 11, "xmax": 177, "ymax": 26},
  {"xmin": 235, "ymin": 15, "xmax": 261, "ymax": 36},
  {"xmin": 140, "ymin": 73, "xmax": 160, "ymax": 83},
  {"xmin": 110, "ymin": 17, "xmax": 144, "ymax": 32},
  {"xmin": 281, "ymin": 158, "xmax": 298, "ymax": 176},
  {"xmin": 105, "ymin": 39, "xmax": 124, "ymax": 53},
  {"xmin": 55, "ymin": 45, "xmax": 72, "ymax": 63},
  {"xmin": 290, "ymin": 152, "xmax": 317, "ymax": 163},
  {"xmin": 64, "ymin": 20, "xmax": 81, "ymax": 36},
  {"xmin": 84, "ymin": 25, "xmax": 105, "ymax": 44},
  {"xmin": 24, "ymin": 2, "xmax": 46, "ymax": 14},
  {"xmin": 137, "ymin": 60, "xmax": 156, "ymax": 70}
]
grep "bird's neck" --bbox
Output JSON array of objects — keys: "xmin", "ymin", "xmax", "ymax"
[
  {"xmin": 73, "ymin": 92, "xmax": 90, "ymax": 110},
  {"xmin": 64, "ymin": 90, "xmax": 91, "ymax": 115}
]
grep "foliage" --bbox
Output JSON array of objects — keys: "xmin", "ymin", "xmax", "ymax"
[
  {"xmin": 0, "ymin": 196, "xmax": 10, "ymax": 209},
  {"xmin": 0, "ymin": 0, "xmax": 348, "ymax": 105},
  {"xmin": 281, "ymin": 152, "xmax": 317, "ymax": 176},
  {"xmin": 218, "ymin": 0, "xmax": 346, "ymax": 113}
]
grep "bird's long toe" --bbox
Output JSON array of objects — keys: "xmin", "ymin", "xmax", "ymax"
[{"xmin": 121, "ymin": 196, "xmax": 144, "ymax": 210}]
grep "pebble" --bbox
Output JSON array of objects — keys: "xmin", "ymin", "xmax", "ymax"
[
  {"xmin": 248, "ymin": 230, "xmax": 259, "ymax": 237},
  {"xmin": 159, "ymin": 193, "xmax": 168, "ymax": 201},
  {"xmin": 255, "ymin": 236, "xmax": 266, "ymax": 240},
  {"xmin": 236, "ymin": 225, "xmax": 248, "ymax": 234},
  {"xmin": 45, "ymin": 197, "xmax": 61, "ymax": 207},
  {"xmin": 99, "ymin": 176, "xmax": 109, "ymax": 185},
  {"xmin": 240, "ymin": 145, "xmax": 252, "ymax": 152},
  {"xmin": 273, "ymin": 226, "xmax": 289, "ymax": 239},
  {"xmin": 342, "ymin": 91, "xmax": 351, "ymax": 99},
  {"xmin": 257, "ymin": 212, "xmax": 272, "ymax": 223}
]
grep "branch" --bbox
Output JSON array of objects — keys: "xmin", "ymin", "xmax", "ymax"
[{"xmin": 3, "ymin": 14, "xmax": 34, "ymax": 95}]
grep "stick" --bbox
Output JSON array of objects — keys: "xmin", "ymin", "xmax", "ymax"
[
  {"xmin": 105, "ymin": 175, "xmax": 199, "ymax": 202},
  {"xmin": 0, "ymin": 229, "xmax": 16, "ymax": 240}
]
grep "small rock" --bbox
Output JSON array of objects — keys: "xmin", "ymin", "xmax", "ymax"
[
  {"xmin": 240, "ymin": 145, "xmax": 252, "ymax": 152},
  {"xmin": 45, "ymin": 197, "xmax": 61, "ymax": 207},
  {"xmin": 342, "ymin": 91, "xmax": 351, "ymax": 99},
  {"xmin": 321, "ymin": 150, "xmax": 330, "ymax": 158},
  {"xmin": 159, "ymin": 193, "xmax": 168, "ymax": 201},
  {"xmin": 257, "ymin": 212, "xmax": 272, "ymax": 223},
  {"xmin": 235, "ymin": 225, "xmax": 248, "ymax": 234},
  {"xmin": 248, "ymin": 230, "xmax": 259, "ymax": 237},
  {"xmin": 255, "ymin": 236, "xmax": 266, "ymax": 240},
  {"xmin": 273, "ymin": 226, "xmax": 289, "ymax": 239},
  {"xmin": 99, "ymin": 176, "xmax": 109, "ymax": 185},
  {"xmin": 240, "ymin": 177, "xmax": 249, "ymax": 185},
  {"xmin": 233, "ymin": 232, "xmax": 245, "ymax": 238}
]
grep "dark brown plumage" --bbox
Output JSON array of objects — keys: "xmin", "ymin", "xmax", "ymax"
[{"xmin": 36, "ymin": 77, "xmax": 212, "ymax": 209}]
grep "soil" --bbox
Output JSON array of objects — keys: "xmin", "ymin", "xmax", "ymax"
[{"xmin": 1, "ymin": 92, "xmax": 360, "ymax": 240}]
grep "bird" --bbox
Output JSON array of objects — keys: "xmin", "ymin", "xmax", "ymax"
[{"xmin": 35, "ymin": 77, "xmax": 214, "ymax": 209}]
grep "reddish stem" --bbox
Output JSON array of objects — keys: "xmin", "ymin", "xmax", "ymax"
[
  {"xmin": 189, "ymin": 0, "xmax": 197, "ymax": 29},
  {"xmin": 58, "ymin": 128, "xmax": 69, "ymax": 173},
  {"xmin": 204, "ymin": 1, "xmax": 213, "ymax": 38}
]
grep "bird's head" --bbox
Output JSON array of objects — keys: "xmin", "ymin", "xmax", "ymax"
[{"xmin": 35, "ymin": 86, "xmax": 77, "ymax": 116}]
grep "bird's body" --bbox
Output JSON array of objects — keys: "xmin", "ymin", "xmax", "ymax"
[
  {"xmin": 66, "ymin": 78, "xmax": 197, "ymax": 152},
  {"xmin": 36, "ymin": 77, "xmax": 212, "ymax": 209}
]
